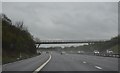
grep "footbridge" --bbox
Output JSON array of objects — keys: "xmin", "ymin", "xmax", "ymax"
[{"xmin": 35, "ymin": 40, "xmax": 105, "ymax": 48}]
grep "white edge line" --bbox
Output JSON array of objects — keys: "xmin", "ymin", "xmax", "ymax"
[
  {"xmin": 33, "ymin": 54, "xmax": 51, "ymax": 73},
  {"xmin": 95, "ymin": 66, "xmax": 102, "ymax": 70}
]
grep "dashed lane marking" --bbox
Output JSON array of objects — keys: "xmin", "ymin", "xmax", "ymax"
[
  {"xmin": 83, "ymin": 61, "xmax": 87, "ymax": 64},
  {"xmin": 95, "ymin": 66, "xmax": 102, "ymax": 70}
]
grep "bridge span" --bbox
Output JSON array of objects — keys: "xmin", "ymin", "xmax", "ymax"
[
  {"xmin": 35, "ymin": 40, "xmax": 105, "ymax": 48},
  {"xmin": 36, "ymin": 40, "xmax": 105, "ymax": 44}
]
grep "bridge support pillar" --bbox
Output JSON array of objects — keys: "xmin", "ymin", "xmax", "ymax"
[{"xmin": 36, "ymin": 44, "xmax": 40, "ymax": 48}]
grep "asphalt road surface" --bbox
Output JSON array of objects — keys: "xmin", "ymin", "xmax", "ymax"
[
  {"xmin": 2, "ymin": 51, "xmax": 118, "ymax": 72},
  {"xmin": 2, "ymin": 53, "xmax": 49, "ymax": 71},
  {"xmin": 41, "ymin": 52, "xmax": 118, "ymax": 71}
]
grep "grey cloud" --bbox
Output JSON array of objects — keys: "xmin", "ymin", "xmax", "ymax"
[{"xmin": 2, "ymin": 2, "xmax": 118, "ymax": 40}]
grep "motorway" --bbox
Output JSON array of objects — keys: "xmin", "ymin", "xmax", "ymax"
[
  {"xmin": 2, "ymin": 51, "xmax": 118, "ymax": 72},
  {"xmin": 2, "ymin": 53, "xmax": 49, "ymax": 71},
  {"xmin": 42, "ymin": 52, "xmax": 118, "ymax": 71}
]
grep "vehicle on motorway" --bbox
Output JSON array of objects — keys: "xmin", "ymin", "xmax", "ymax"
[
  {"xmin": 102, "ymin": 50, "xmax": 114, "ymax": 57},
  {"xmin": 77, "ymin": 51, "xmax": 84, "ymax": 54},
  {"xmin": 106, "ymin": 50, "xmax": 113, "ymax": 54},
  {"xmin": 94, "ymin": 50, "xmax": 100, "ymax": 56},
  {"xmin": 61, "ymin": 51, "xmax": 65, "ymax": 55}
]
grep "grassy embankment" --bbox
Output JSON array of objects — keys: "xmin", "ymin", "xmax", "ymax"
[{"xmin": 2, "ymin": 14, "xmax": 37, "ymax": 64}]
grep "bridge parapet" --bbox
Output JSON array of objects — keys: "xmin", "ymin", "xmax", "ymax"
[
  {"xmin": 35, "ymin": 40, "xmax": 106, "ymax": 48},
  {"xmin": 36, "ymin": 40, "xmax": 105, "ymax": 44}
]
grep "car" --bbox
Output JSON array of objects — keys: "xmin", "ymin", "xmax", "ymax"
[
  {"xmin": 94, "ymin": 50, "xmax": 100, "ymax": 55},
  {"xmin": 61, "ymin": 51, "xmax": 65, "ymax": 55},
  {"xmin": 77, "ymin": 51, "xmax": 84, "ymax": 54}
]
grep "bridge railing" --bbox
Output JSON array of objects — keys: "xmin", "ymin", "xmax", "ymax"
[{"xmin": 36, "ymin": 40, "xmax": 106, "ymax": 44}]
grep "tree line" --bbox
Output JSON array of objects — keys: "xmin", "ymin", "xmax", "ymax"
[
  {"xmin": 39, "ymin": 36, "xmax": 119, "ymax": 54},
  {"xmin": 1, "ymin": 14, "xmax": 37, "ymax": 64}
]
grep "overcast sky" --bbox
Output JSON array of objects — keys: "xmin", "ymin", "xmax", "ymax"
[{"xmin": 2, "ymin": 2, "xmax": 118, "ymax": 47}]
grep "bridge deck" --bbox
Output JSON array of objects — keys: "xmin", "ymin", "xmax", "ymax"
[{"xmin": 36, "ymin": 40, "xmax": 105, "ymax": 44}]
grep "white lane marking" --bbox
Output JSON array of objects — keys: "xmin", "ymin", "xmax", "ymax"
[
  {"xmin": 83, "ymin": 61, "xmax": 87, "ymax": 64},
  {"xmin": 95, "ymin": 66, "xmax": 102, "ymax": 70},
  {"xmin": 33, "ymin": 54, "xmax": 51, "ymax": 73}
]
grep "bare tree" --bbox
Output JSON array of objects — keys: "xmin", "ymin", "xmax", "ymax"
[
  {"xmin": 34, "ymin": 37, "xmax": 41, "ymax": 42},
  {"xmin": 15, "ymin": 21, "xmax": 23, "ymax": 29},
  {"xmin": 15, "ymin": 21, "xmax": 29, "ymax": 32}
]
